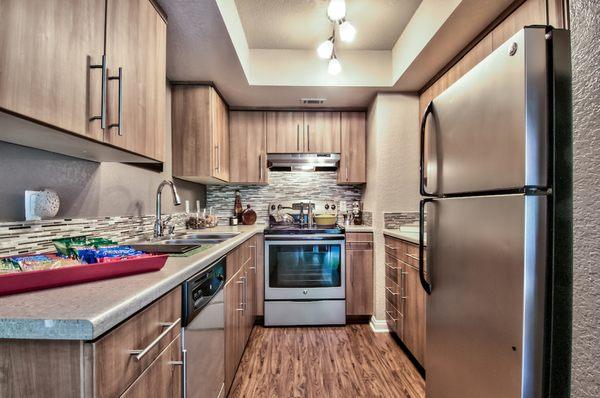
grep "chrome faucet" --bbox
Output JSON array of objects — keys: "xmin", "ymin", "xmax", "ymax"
[{"xmin": 154, "ymin": 180, "xmax": 181, "ymax": 238}]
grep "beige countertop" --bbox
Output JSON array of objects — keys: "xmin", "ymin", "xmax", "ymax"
[
  {"xmin": 383, "ymin": 229, "xmax": 426, "ymax": 246},
  {"xmin": 0, "ymin": 225, "xmax": 265, "ymax": 341},
  {"xmin": 344, "ymin": 225, "xmax": 374, "ymax": 232}
]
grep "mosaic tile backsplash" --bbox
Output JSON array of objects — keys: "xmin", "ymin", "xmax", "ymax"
[
  {"xmin": 384, "ymin": 212, "xmax": 421, "ymax": 229},
  {"xmin": 207, "ymin": 172, "xmax": 364, "ymax": 223},
  {"xmin": 0, "ymin": 214, "xmax": 187, "ymax": 257}
]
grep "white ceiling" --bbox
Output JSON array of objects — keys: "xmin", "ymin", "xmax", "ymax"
[
  {"xmin": 234, "ymin": 0, "xmax": 422, "ymax": 50},
  {"xmin": 158, "ymin": 0, "xmax": 515, "ymax": 108}
]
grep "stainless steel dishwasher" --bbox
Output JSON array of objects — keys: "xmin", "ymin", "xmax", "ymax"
[{"xmin": 182, "ymin": 256, "xmax": 226, "ymax": 398}]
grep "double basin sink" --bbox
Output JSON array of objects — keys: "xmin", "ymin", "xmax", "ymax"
[{"xmin": 129, "ymin": 232, "xmax": 240, "ymax": 254}]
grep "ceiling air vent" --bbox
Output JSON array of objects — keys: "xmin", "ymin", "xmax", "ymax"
[{"xmin": 300, "ymin": 98, "xmax": 326, "ymax": 105}]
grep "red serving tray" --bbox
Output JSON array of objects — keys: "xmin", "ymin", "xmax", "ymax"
[{"xmin": 0, "ymin": 254, "xmax": 169, "ymax": 296}]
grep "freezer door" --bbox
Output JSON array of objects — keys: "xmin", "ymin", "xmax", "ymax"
[
  {"xmin": 425, "ymin": 194, "xmax": 547, "ymax": 398},
  {"xmin": 423, "ymin": 28, "xmax": 549, "ymax": 195}
]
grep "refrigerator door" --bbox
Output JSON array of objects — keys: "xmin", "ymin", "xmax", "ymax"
[
  {"xmin": 423, "ymin": 28, "xmax": 549, "ymax": 196},
  {"xmin": 426, "ymin": 194, "xmax": 547, "ymax": 398}
]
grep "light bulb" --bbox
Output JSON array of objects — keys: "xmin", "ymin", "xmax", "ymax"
[
  {"xmin": 317, "ymin": 39, "xmax": 334, "ymax": 59},
  {"xmin": 339, "ymin": 20, "xmax": 356, "ymax": 43},
  {"xmin": 328, "ymin": 57, "xmax": 342, "ymax": 75},
  {"xmin": 327, "ymin": 0, "xmax": 346, "ymax": 21}
]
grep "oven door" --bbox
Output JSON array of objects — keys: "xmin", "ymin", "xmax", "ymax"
[{"xmin": 265, "ymin": 238, "xmax": 345, "ymax": 300}]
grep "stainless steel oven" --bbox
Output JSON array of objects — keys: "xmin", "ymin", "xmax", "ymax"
[{"xmin": 264, "ymin": 234, "xmax": 346, "ymax": 326}]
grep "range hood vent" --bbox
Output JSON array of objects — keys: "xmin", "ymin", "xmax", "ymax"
[{"xmin": 267, "ymin": 153, "xmax": 340, "ymax": 172}]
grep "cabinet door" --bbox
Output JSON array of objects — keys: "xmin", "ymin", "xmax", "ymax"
[
  {"xmin": 212, "ymin": 89, "xmax": 229, "ymax": 181},
  {"xmin": 224, "ymin": 271, "xmax": 243, "ymax": 394},
  {"xmin": 303, "ymin": 112, "xmax": 341, "ymax": 153},
  {"xmin": 121, "ymin": 335, "xmax": 181, "ymax": 398},
  {"xmin": 266, "ymin": 111, "xmax": 304, "ymax": 153},
  {"xmin": 338, "ymin": 112, "xmax": 366, "ymax": 184},
  {"xmin": 346, "ymin": 248, "xmax": 374, "ymax": 316},
  {"xmin": 0, "ymin": 0, "xmax": 105, "ymax": 141},
  {"xmin": 404, "ymin": 264, "xmax": 426, "ymax": 365},
  {"xmin": 230, "ymin": 111, "xmax": 267, "ymax": 184},
  {"xmin": 104, "ymin": 0, "xmax": 166, "ymax": 161}
]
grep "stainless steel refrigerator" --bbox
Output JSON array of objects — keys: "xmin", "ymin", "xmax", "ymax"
[{"xmin": 419, "ymin": 27, "xmax": 572, "ymax": 398}]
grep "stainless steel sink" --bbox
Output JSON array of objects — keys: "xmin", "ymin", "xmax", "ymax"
[{"xmin": 127, "ymin": 231, "xmax": 239, "ymax": 254}]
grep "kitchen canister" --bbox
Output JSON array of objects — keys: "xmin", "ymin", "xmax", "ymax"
[{"xmin": 25, "ymin": 189, "xmax": 60, "ymax": 221}]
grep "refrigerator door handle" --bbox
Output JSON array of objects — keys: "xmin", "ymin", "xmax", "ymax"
[
  {"xmin": 419, "ymin": 198, "xmax": 433, "ymax": 294},
  {"xmin": 420, "ymin": 101, "xmax": 438, "ymax": 198}
]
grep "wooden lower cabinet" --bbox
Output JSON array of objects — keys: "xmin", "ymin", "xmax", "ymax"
[
  {"xmin": 121, "ymin": 334, "xmax": 182, "ymax": 398},
  {"xmin": 384, "ymin": 235, "xmax": 427, "ymax": 367},
  {"xmin": 224, "ymin": 238, "xmax": 257, "ymax": 394},
  {"xmin": 345, "ymin": 232, "xmax": 374, "ymax": 316}
]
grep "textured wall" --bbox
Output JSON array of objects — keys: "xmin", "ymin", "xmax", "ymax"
[
  {"xmin": 363, "ymin": 93, "xmax": 420, "ymax": 320},
  {"xmin": 0, "ymin": 84, "xmax": 206, "ymax": 222},
  {"xmin": 206, "ymin": 171, "xmax": 363, "ymax": 223},
  {"xmin": 570, "ymin": 0, "xmax": 600, "ymax": 396}
]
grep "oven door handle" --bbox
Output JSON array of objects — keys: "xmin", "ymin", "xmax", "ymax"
[{"xmin": 265, "ymin": 234, "xmax": 346, "ymax": 240}]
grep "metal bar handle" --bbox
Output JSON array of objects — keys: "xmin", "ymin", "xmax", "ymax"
[
  {"xmin": 297, "ymin": 125, "xmax": 300, "ymax": 151},
  {"xmin": 345, "ymin": 154, "xmax": 349, "ymax": 181},
  {"xmin": 249, "ymin": 245, "xmax": 257, "ymax": 270},
  {"xmin": 385, "ymin": 262, "xmax": 399, "ymax": 270},
  {"xmin": 307, "ymin": 125, "xmax": 310, "ymax": 151},
  {"xmin": 181, "ymin": 346, "xmax": 187, "ymax": 398},
  {"xmin": 420, "ymin": 101, "xmax": 437, "ymax": 197},
  {"xmin": 108, "ymin": 67, "xmax": 123, "ymax": 135},
  {"xmin": 419, "ymin": 199, "xmax": 433, "ymax": 294},
  {"xmin": 386, "ymin": 310, "xmax": 398, "ymax": 322},
  {"xmin": 89, "ymin": 54, "xmax": 107, "ymax": 129},
  {"xmin": 258, "ymin": 155, "xmax": 262, "ymax": 181},
  {"xmin": 130, "ymin": 318, "xmax": 180, "ymax": 361},
  {"xmin": 385, "ymin": 286, "xmax": 398, "ymax": 296}
]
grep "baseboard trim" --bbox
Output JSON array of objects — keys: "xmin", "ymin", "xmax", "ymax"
[{"xmin": 369, "ymin": 316, "xmax": 389, "ymax": 333}]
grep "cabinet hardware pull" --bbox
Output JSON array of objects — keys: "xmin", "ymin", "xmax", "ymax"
[
  {"xmin": 385, "ymin": 262, "xmax": 399, "ymax": 270},
  {"xmin": 385, "ymin": 287, "xmax": 398, "ymax": 296},
  {"xmin": 384, "ymin": 244, "xmax": 397, "ymax": 251},
  {"xmin": 129, "ymin": 318, "xmax": 180, "ymax": 361},
  {"xmin": 307, "ymin": 125, "xmax": 310, "ymax": 151},
  {"xmin": 168, "ymin": 361, "xmax": 183, "ymax": 366},
  {"xmin": 346, "ymin": 154, "xmax": 349, "ymax": 181},
  {"xmin": 350, "ymin": 253, "xmax": 354, "ymax": 285},
  {"xmin": 386, "ymin": 310, "xmax": 398, "ymax": 322},
  {"xmin": 89, "ymin": 54, "xmax": 107, "ymax": 129},
  {"xmin": 297, "ymin": 125, "xmax": 300, "ymax": 151},
  {"xmin": 107, "ymin": 67, "xmax": 123, "ymax": 135},
  {"xmin": 258, "ymin": 154, "xmax": 262, "ymax": 181}
]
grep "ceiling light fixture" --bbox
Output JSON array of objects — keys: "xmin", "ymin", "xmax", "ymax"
[
  {"xmin": 328, "ymin": 54, "xmax": 342, "ymax": 75},
  {"xmin": 327, "ymin": 0, "xmax": 346, "ymax": 21},
  {"xmin": 317, "ymin": 36, "xmax": 334, "ymax": 59},
  {"xmin": 338, "ymin": 19, "xmax": 356, "ymax": 43},
  {"xmin": 318, "ymin": 0, "xmax": 356, "ymax": 75}
]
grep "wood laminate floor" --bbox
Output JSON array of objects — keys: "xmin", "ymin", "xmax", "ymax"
[{"xmin": 229, "ymin": 324, "xmax": 425, "ymax": 398}]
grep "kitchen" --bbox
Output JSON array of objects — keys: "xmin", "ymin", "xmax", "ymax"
[{"xmin": 0, "ymin": 0, "xmax": 598, "ymax": 397}]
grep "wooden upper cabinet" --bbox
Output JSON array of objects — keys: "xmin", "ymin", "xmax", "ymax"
[
  {"xmin": 303, "ymin": 112, "xmax": 341, "ymax": 153},
  {"xmin": 230, "ymin": 111, "xmax": 267, "ymax": 184},
  {"xmin": 211, "ymin": 89, "xmax": 230, "ymax": 181},
  {"xmin": 104, "ymin": 0, "xmax": 167, "ymax": 161},
  {"xmin": 338, "ymin": 112, "xmax": 366, "ymax": 184},
  {"xmin": 172, "ymin": 85, "xmax": 229, "ymax": 184},
  {"xmin": 0, "ymin": 0, "xmax": 105, "ymax": 142},
  {"xmin": 266, "ymin": 111, "xmax": 304, "ymax": 153}
]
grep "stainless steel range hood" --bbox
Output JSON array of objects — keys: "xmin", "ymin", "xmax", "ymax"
[{"xmin": 267, "ymin": 153, "xmax": 340, "ymax": 171}]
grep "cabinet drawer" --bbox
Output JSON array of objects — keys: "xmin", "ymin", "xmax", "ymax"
[
  {"xmin": 120, "ymin": 334, "xmax": 182, "ymax": 398},
  {"xmin": 385, "ymin": 253, "xmax": 400, "ymax": 284},
  {"xmin": 385, "ymin": 276, "xmax": 401, "ymax": 309},
  {"xmin": 385, "ymin": 299, "xmax": 401, "ymax": 336},
  {"xmin": 92, "ymin": 287, "xmax": 181, "ymax": 398},
  {"xmin": 384, "ymin": 236, "xmax": 403, "ymax": 256}
]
